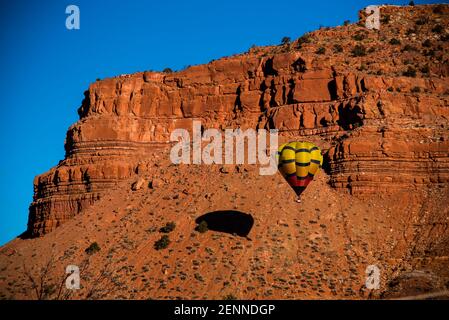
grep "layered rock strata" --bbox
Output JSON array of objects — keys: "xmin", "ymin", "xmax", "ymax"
[{"xmin": 28, "ymin": 4, "xmax": 449, "ymax": 236}]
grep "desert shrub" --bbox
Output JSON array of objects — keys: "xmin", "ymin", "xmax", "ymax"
[
  {"xmin": 162, "ymin": 68, "xmax": 173, "ymax": 73},
  {"xmin": 416, "ymin": 16, "xmax": 428, "ymax": 26},
  {"xmin": 409, "ymin": 1, "xmax": 415, "ymax": 6},
  {"xmin": 411, "ymin": 86, "xmax": 421, "ymax": 93},
  {"xmin": 422, "ymin": 39, "xmax": 432, "ymax": 48},
  {"xmin": 85, "ymin": 242, "xmax": 100, "ymax": 255},
  {"xmin": 248, "ymin": 44, "xmax": 257, "ymax": 52},
  {"xmin": 296, "ymin": 34, "xmax": 311, "ymax": 48},
  {"xmin": 43, "ymin": 284, "xmax": 56, "ymax": 297},
  {"xmin": 353, "ymin": 32, "xmax": 366, "ymax": 41},
  {"xmin": 333, "ymin": 44, "xmax": 343, "ymax": 53},
  {"xmin": 389, "ymin": 38, "xmax": 401, "ymax": 45},
  {"xmin": 195, "ymin": 221, "xmax": 209, "ymax": 233},
  {"xmin": 223, "ymin": 294, "xmax": 237, "ymax": 300},
  {"xmin": 160, "ymin": 221, "xmax": 176, "ymax": 233},
  {"xmin": 281, "ymin": 36, "xmax": 291, "ymax": 45},
  {"xmin": 154, "ymin": 235, "xmax": 170, "ymax": 250},
  {"xmin": 424, "ymin": 49, "xmax": 435, "ymax": 57},
  {"xmin": 441, "ymin": 34, "xmax": 449, "ymax": 41},
  {"xmin": 433, "ymin": 5, "xmax": 444, "ymax": 14},
  {"xmin": 432, "ymin": 24, "xmax": 444, "ymax": 34},
  {"xmin": 343, "ymin": 20, "xmax": 350, "ymax": 26},
  {"xmin": 381, "ymin": 14, "xmax": 390, "ymax": 24},
  {"xmin": 194, "ymin": 273, "xmax": 204, "ymax": 282},
  {"xmin": 420, "ymin": 65, "xmax": 430, "ymax": 74},
  {"xmin": 406, "ymin": 28, "xmax": 417, "ymax": 36},
  {"xmin": 351, "ymin": 44, "xmax": 366, "ymax": 57},
  {"xmin": 402, "ymin": 44, "xmax": 418, "ymax": 52},
  {"xmin": 403, "ymin": 59, "xmax": 412, "ymax": 65},
  {"xmin": 146, "ymin": 226, "xmax": 157, "ymax": 233},
  {"xmin": 387, "ymin": 87, "xmax": 394, "ymax": 92},
  {"xmin": 315, "ymin": 47, "xmax": 326, "ymax": 54},
  {"xmin": 402, "ymin": 67, "xmax": 417, "ymax": 78}
]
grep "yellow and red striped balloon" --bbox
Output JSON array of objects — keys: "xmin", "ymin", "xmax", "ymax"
[{"xmin": 276, "ymin": 141, "xmax": 323, "ymax": 196}]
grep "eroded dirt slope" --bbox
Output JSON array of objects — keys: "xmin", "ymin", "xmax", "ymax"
[{"xmin": 1, "ymin": 150, "xmax": 448, "ymax": 299}]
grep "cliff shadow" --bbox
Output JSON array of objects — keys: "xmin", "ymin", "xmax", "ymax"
[
  {"xmin": 195, "ymin": 210, "xmax": 254, "ymax": 238},
  {"xmin": 18, "ymin": 230, "xmax": 32, "ymax": 240},
  {"xmin": 321, "ymin": 149, "xmax": 332, "ymax": 176},
  {"xmin": 337, "ymin": 102, "xmax": 364, "ymax": 130}
]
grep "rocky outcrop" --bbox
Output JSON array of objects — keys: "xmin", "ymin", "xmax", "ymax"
[
  {"xmin": 326, "ymin": 91, "xmax": 449, "ymax": 194},
  {"xmin": 28, "ymin": 4, "xmax": 449, "ymax": 236}
]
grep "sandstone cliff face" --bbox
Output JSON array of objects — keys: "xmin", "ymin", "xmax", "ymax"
[{"xmin": 28, "ymin": 4, "xmax": 449, "ymax": 236}]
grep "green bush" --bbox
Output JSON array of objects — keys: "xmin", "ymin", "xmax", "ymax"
[
  {"xmin": 353, "ymin": 32, "xmax": 366, "ymax": 41},
  {"xmin": 406, "ymin": 28, "xmax": 416, "ymax": 36},
  {"xmin": 432, "ymin": 24, "xmax": 444, "ymax": 34},
  {"xmin": 424, "ymin": 49, "xmax": 435, "ymax": 57},
  {"xmin": 411, "ymin": 86, "xmax": 421, "ymax": 93},
  {"xmin": 296, "ymin": 34, "xmax": 311, "ymax": 49},
  {"xmin": 160, "ymin": 221, "xmax": 176, "ymax": 233},
  {"xmin": 402, "ymin": 44, "xmax": 418, "ymax": 52},
  {"xmin": 381, "ymin": 15, "xmax": 390, "ymax": 24},
  {"xmin": 333, "ymin": 44, "xmax": 343, "ymax": 53},
  {"xmin": 351, "ymin": 44, "xmax": 366, "ymax": 57},
  {"xmin": 196, "ymin": 221, "xmax": 209, "ymax": 233},
  {"xmin": 433, "ymin": 5, "xmax": 444, "ymax": 14},
  {"xmin": 402, "ymin": 67, "xmax": 417, "ymax": 78},
  {"xmin": 85, "ymin": 242, "xmax": 100, "ymax": 255},
  {"xmin": 422, "ymin": 39, "xmax": 432, "ymax": 48},
  {"xmin": 416, "ymin": 17, "xmax": 428, "ymax": 26},
  {"xmin": 315, "ymin": 47, "xmax": 326, "ymax": 55},
  {"xmin": 420, "ymin": 65, "xmax": 430, "ymax": 74},
  {"xmin": 194, "ymin": 273, "xmax": 204, "ymax": 282},
  {"xmin": 154, "ymin": 235, "xmax": 170, "ymax": 250},
  {"xmin": 223, "ymin": 294, "xmax": 237, "ymax": 300},
  {"xmin": 281, "ymin": 36, "xmax": 291, "ymax": 45},
  {"xmin": 389, "ymin": 38, "xmax": 401, "ymax": 45}
]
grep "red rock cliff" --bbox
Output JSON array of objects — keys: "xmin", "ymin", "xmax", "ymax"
[{"xmin": 28, "ymin": 4, "xmax": 449, "ymax": 236}]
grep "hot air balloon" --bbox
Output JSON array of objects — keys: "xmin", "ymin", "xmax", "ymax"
[{"xmin": 277, "ymin": 141, "xmax": 323, "ymax": 202}]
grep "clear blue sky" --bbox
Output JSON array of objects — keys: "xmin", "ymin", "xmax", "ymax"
[{"xmin": 0, "ymin": 0, "xmax": 443, "ymax": 245}]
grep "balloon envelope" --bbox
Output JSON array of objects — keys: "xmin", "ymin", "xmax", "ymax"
[{"xmin": 276, "ymin": 141, "xmax": 323, "ymax": 196}]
